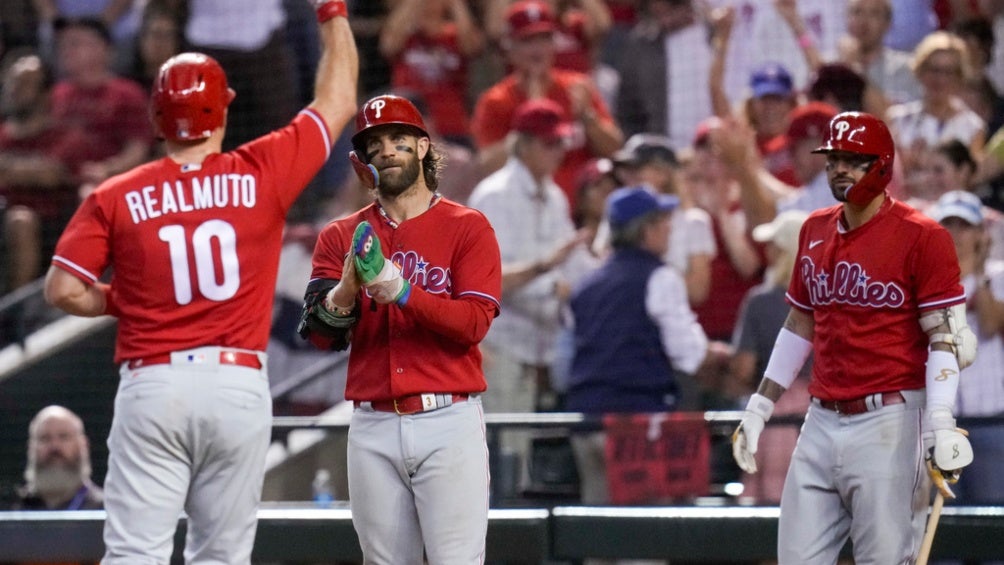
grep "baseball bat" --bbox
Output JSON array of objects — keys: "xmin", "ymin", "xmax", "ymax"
[{"xmin": 916, "ymin": 491, "xmax": 945, "ymax": 565}]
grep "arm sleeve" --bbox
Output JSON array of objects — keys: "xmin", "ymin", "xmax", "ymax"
[{"xmin": 646, "ymin": 266, "xmax": 708, "ymax": 374}]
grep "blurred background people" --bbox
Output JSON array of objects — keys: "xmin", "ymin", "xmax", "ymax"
[
  {"xmin": 837, "ymin": 0, "xmax": 921, "ymax": 112},
  {"xmin": 927, "ymin": 190, "xmax": 1004, "ymax": 507},
  {"xmin": 49, "ymin": 16, "xmax": 153, "ymax": 196},
  {"xmin": 0, "ymin": 50, "xmax": 96, "ymax": 294},
  {"xmin": 886, "ymin": 30, "xmax": 986, "ymax": 197},
  {"xmin": 614, "ymin": 0, "xmax": 712, "ymax": 150},
  {"xmin": 566, "ymin": 186, "xmax": 708, "ymax": 502},
  {"xmin": 611, "ymin": 133, "xmax": 714, "ymax": 307},
  {"xmin": 730, "ymin": 210, "xmax": 811, "ymax": 504},
  {"xmin": 469, "ymin": 98, "xmax": 593, "ymax": 489},
  {"xmin": 379, "ymin": 0, "xmax": 484, "ymax": 147},
  {"xmin": 182, "ymin": 0, "xmax": 297, "ymax": 150},
  {"xmin": 472, "ymin": 0, "xmax": 622, "ymax": 207}
]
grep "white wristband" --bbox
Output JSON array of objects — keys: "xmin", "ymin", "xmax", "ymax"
[
  {"xmin": 925, "ymin": 349, "xmax": 960, "ymax": 414},
  {"xmin": 762, "ymin": 328, "xmax": 813, "ymax": 389}
]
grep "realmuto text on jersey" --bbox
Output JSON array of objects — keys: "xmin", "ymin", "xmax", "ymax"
[{"xmin": 124, "ymin": 174, "xmax": 258, "ymax": 225}]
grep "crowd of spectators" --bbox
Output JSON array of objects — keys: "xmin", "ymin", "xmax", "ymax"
[{"xmin": 2, "ymin": 0, "xmax": 1004, "ymax": 507}]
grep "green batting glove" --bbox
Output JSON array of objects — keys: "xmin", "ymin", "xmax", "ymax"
[
  {"xmin": 351, "ymin": 221, "xmax": 411, "ymax": 305},
  {"xmin": 352, "ymin": 221, "xmax": 386, "ymax": 285}
]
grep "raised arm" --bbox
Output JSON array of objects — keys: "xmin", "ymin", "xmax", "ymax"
[{"xmin": 307, "ymin": 0, "xmax": 360, "ymax": 143}]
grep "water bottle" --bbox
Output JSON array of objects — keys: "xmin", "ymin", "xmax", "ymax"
[{"xmin": 312, "ymin": 468, "xmax": 334, "ymax": 507}]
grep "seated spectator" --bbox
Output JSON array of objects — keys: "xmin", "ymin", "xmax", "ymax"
[
  {"xmin": 0, "ymin": 51, "xmax": 97, "ymax": 292},
  {"xmin": 379, "ymin": 0, "xmax": 485, "ymax": 147},
  {"xmin": 10, "ymin": 405, "xmax": 103, "ymax": 510},
  {"xmin": 50, "ymin": 16, "xmax": 154, "ymax": 196},
  {"xmin": 471, "ymin": 0, "xmax": 623, "ymax": 208},
  {"xmin": 566, "ymin": 186, "xmax": 708, "ymax": 502},
  {"xmin": 730, "ymin": 210, "xmax": 811, "ymax": 504},
  {"xmin": 927, "ymin": 191, "xmax": 1004, "ymax": 505}
]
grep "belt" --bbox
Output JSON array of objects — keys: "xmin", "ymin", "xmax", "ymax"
[
  {"xmin": 126, "ymin": 350, "xmax": 262, "ymax": 370},
  {"xmin": 355, "ymin": 393, "xmax": 469, "ymax": 415},
  {"xmin": 813, "ymin": 391, "xmax": 905, "ymax": 415}
]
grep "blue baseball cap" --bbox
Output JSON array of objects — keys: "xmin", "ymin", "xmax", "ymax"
[
  {"xmin": 750, "ymin": 62, "xmax": 794, "ymax": 98},
  {"xmin": 606, "ymin": 186, "xmax": 679, "ymax": 229}
]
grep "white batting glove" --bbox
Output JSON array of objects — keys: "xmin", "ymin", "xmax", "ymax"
[
  {"xmin": 924, "ymin": 408, "xmax": 974, "ymax": 498},
  {"xmin": 732, "ymin": 393, "xmax": 774, "ymax": 474}
]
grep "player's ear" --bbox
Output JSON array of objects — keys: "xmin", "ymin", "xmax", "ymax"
[{"xmin": 417, "ymin": 136, "xmax": 430, "ymax": 160}]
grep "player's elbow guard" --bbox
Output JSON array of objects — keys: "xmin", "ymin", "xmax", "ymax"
[{"xmin": 297, "ymin": 278, "xmax": 356, "ymax": 351}]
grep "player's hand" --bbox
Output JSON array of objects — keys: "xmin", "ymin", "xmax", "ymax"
[
  {"xmin": 924, "ymin": 409, "xmax": 974, "ymax": 498},
  {"xmin": 732, "ymin": 393, "xmax": 775, "ymax": 474},
  {"xmin": 351, "ymin": 221, "xmax": 410, "ymax": 305}
]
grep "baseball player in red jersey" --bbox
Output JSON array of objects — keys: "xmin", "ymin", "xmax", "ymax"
[
  {"xmin": 298, "ymin": 94, "xmax": 502, "ymax": 564},
  {"xmin": 41, "ymin": 2, "xmax": 358, "ymax": 562},
  {"xmin": 731, "ymin": 112, "xmax": 977, "ymax": 564}
]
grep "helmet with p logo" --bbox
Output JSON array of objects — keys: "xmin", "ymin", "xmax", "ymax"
[
  {"xmin": 351, "ymin": 94, "xmax": 430, "ymax": 155},
  {"xmin": 812, "ymin": 111, "xmax": 895, "ymax": 205}
]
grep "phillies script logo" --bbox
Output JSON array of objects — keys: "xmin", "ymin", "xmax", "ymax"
[
  {"xmin": 391, "ymin": 250, "xmax": 451, "ymax": 295},
  {"xmin": 798, "ymin": 257, "xmax": 905, "ymax": 308}
]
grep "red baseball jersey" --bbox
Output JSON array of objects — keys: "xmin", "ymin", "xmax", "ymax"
[
  {"xmin": 311, "ymin": 199, "xmax": 502, "ymax": 401},
  {"xmin": 786, "ymin": 197, "xmax": 966, "ymax": 401},
  {"xmin": 51, "ymin": 110, "xmax": 332, "ymax": 362}
]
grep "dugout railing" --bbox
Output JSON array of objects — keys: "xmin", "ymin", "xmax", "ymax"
[{"xmin": 2, "ymin": 503, "xmax": 1004, "ymax": 562}]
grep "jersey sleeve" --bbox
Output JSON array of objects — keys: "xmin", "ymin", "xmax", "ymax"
[
  {"xmin": 311, "ymin": 218, "xmax": 352, "ymax": 282},
  {"xmin": 50, "ymin": 193, "xmax": 112, "ymax": 284},
  {"xmin": 914, "ymin": 224, "xmax": 966, "ymax": 311},
  {"xmin": 239, "ymin": 110, "xmax": 332, "ymax": 212},
  {"xmin": 403, "ymin": 212, "xmax": 502, "ymax": 346}
]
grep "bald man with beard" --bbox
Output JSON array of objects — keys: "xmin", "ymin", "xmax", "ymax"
[{"xmin": 13, "ymin": 405, "xmax": 103, "ymax": 511}]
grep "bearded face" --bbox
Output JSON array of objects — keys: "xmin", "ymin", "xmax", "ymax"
[
  {"xmin": 25, "ymin": 413, "xmax": 91, "ymax": 506},
  {"xmin": 362, "ymin": 125, "xmax": 427, "ymax": 198},
  {"xmin": 377, "ymin": 149, "xmax": 422, "ymax": 197}
]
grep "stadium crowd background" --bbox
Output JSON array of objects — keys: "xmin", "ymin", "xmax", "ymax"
[{"xmin": 1, "ymin": 0, "xmax": 1003, "ymax": 513}]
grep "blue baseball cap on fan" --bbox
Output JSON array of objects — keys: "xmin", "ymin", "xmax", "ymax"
[
  {"xmin": 606, "ymin": 186, "xmax": 679, "ymax": 229},
  {"xmin": 751, "ymin": 62, "xmax": 794, "ymax": 98}
]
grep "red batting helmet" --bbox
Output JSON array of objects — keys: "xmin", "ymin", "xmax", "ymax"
[
  {"xmin": 812, "ymin": 111, "xmax": 895, "ymax": 205},
  {"xmin": 351, "ymin": 94, "xmax": 430, "ymax": 154},
  {"xmin": 150, "ymin": 52, "xmax": 235, "ymax": 141}
]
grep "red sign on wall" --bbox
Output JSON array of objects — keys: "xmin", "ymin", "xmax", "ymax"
[{"xmin": 603, "ymin": 412, "xmax": 711, "ymax": 504}]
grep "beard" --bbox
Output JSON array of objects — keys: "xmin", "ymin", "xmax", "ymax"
[
  {"xmin": 30, "ymin": 461, "xmax": 85, "ymax": 505},
  {"xmin": 377, "ymin": 154, "xmax": 421, "ymax": 198}
]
